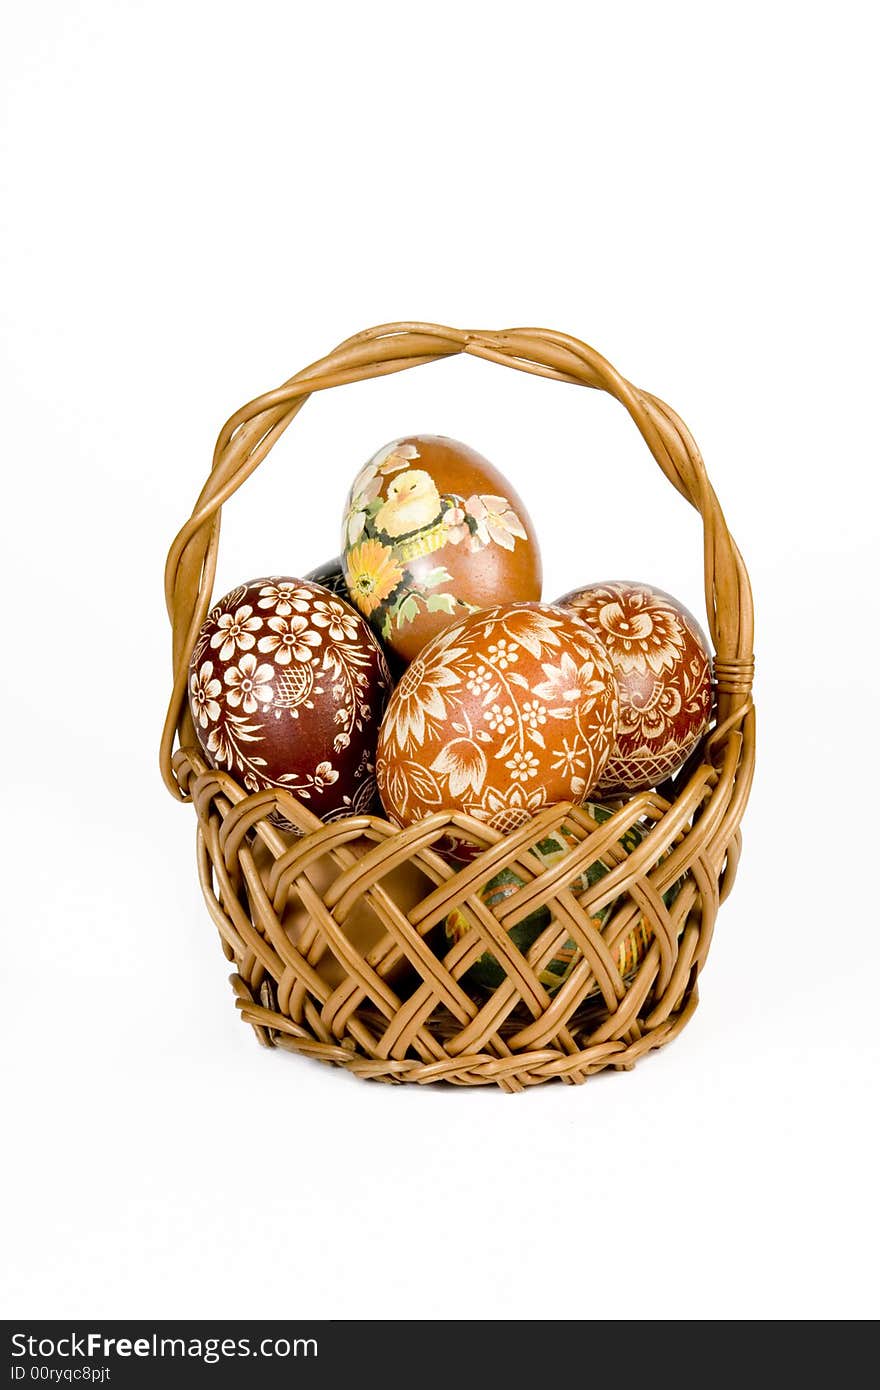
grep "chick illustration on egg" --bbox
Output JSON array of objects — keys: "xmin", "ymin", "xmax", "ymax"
[
  {"xmin": 342, "ymin": 436, "xmax": 543, "ymax": 662},
  {"xmin": 374, "ymin": 469, "xmax": 443, "ymax": 541}
]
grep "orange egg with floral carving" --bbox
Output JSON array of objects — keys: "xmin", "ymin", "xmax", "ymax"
[
  {"xmin": 341, "ymin": 436, "xmax": 542, "ymax": 662},
  {"xmin": 555, "ymin": 581, "xmax": 713, "ymax": 795},
  {"xmin": 375, "ymin": 603, "xmax": 619, "ymax": 845}
]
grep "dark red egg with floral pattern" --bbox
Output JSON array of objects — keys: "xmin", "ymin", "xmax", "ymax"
[
  {"xmin": 187, "ymin": 577, "xmax": 391, "ymax": 824},
  {"xmin": 555, "ymin": 581, "xmax": 713, "ymax": 795}
]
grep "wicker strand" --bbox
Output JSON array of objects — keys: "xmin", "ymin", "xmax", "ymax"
[{"xmin": 713, "ymin": 656, "xmax": 756, "ymax": 697}]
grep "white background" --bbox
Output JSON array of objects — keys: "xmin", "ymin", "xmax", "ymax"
[{"xmin": 2, "ymin": 0, "xmax": 878, "ymax": 1322}]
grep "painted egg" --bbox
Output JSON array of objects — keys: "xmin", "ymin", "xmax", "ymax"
[
  {"xmin": 341, "ymin": 436, "xmax": 542, "ymax": 663},
  {"xmin": 445, "ymin": 805, "xmax": 680, "ymax": 995},
  {"xmin": 555, "ymin": 580, "xmax": 713, "ymax": 795},
  {"xmin": 375, "ymin": 603, "xmax": 619, "ymax": 837},
  {"xmin": 187, "ymin": 577, "xmax": 391, "ymax": 826},
  {"xmin": 304, "ymin": 556, "xmax": 350, "ymax": 600}
]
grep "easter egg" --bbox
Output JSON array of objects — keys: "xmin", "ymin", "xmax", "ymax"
[
  {"xmin": 341, "ymin": 436, "xmax": 542, "ymax": 662},
  {"xmin": 304, "ymin": 556, "xmax": 350, "ymax": 600},
  {"xmin": 555, "ymin": 581, "xmax": 713, "ymax": 795},
  {"xmin": 375, "ymin": 603, "xmax": 619, "ymax": 835},
  {"xmin": 445, "ymin": 805, "xmax": 679, "ymax": 995},
  {"xmin": 187, "ymin": 577, "xmax": 391, "ymax": 826}
]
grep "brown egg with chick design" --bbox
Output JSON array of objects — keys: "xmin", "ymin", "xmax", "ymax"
[{"xmin": 342, "ymin": 436, "xmax": 543, "ymax": 663}]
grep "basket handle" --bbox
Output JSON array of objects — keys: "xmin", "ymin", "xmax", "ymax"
[{"xmin": 161, "ymin": 322, "xmax": 754, "ymax": 799}]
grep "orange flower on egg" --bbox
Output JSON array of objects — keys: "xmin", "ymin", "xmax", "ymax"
[{"xmin": 344, "ymin": 539, "xmax": 403, "ymax": 616}]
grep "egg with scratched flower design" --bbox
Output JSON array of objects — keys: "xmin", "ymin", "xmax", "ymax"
[
  {"xmin": 555, "ymin": 580, "xmax": 713, "ymax": 795},
  {"xmin": 187, "ymin": 577, "xmax": 391, "ymax": 828},
  {"xmin": 342, "ymin": 436, "xmax": 542, "ymax": 662},
  {"xmin": 375, "ymin": 602, "xmax": 618, "ymax": 841}
]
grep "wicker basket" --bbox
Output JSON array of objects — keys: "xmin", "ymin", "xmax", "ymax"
[{"xmin": 161, "ymin": 322, "xmax": 755, "ymax": 1091}]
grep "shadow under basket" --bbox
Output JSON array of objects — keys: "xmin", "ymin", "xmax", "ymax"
[{"xmin": 161, "ymin": 322, "xmax": 755, "ymax": 1091}]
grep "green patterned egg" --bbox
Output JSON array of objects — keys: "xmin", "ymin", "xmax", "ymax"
[{"xmin": 444, "ymin": 803, "xmax": 677, "ymax": 994}]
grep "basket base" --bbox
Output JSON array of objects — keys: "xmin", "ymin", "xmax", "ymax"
[{"xmin": 230, "ymin": 971, "xmax": 701, "ymax": 1090}]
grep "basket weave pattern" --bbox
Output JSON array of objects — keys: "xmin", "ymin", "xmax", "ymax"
[{"xmin": 161, "ymin": 323, "xmax": 755, "ymax": 1090}]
